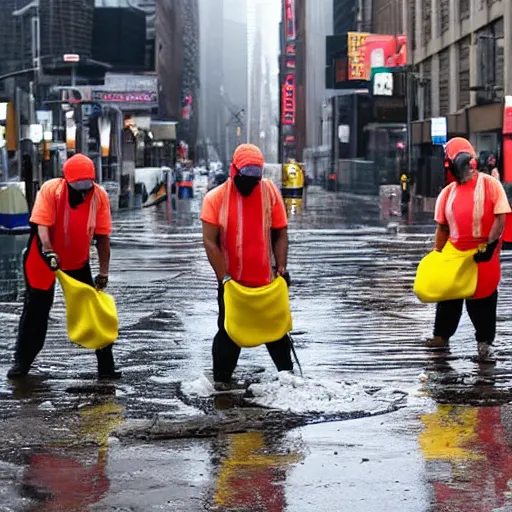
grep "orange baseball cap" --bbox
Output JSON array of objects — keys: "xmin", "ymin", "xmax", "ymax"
[{"xmin": 63, "ymin": 154, "xmax": 96, "ymax": 183}]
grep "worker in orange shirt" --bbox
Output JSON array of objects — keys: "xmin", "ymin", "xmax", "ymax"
[
  {"xmin": 7, "ymin": 154, "xmax": 121, "ymax": 380},
  {"xmin": 201, "ymin": 144, "xmax": 292, "ymax": 390}
]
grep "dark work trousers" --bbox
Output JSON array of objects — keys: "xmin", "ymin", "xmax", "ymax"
[
  {"xmin": 14, "ymin": 261, "xmax": 116, "ymax": 373},
  {"xmin": 212, "ymin": 285, "xmax": 293, "ymax": 383},
  {"xmin": 433, "ymin": 290, "xmax": 498, "ymax": 343}
]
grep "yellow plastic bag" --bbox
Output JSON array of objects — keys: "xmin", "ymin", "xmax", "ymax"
[
  {"xmin": 413, "ymin": 241, "xmax": 478, "ymax": 303},
  {"xmin": 56, "ymin": 270, "xmax": 118, "ymax": 349},
  {"xmin": 224, "ymin": 276, "xmax": 293, "ymax": 348}
]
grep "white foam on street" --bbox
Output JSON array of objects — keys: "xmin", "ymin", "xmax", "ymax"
[
  {"xmin": 247, "ymin": 371, "xmax": 405, "ymax": 415},
  {"xmin": 180, "ymin": 374, "xmax": 215, "ymax": 397}
]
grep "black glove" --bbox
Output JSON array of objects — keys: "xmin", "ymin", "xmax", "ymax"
[
  {"xmin": 42, "ymin": 251, "xmax": 59, "ymax": 271},
  {"xmin": 279, "ymin": 271, "xmax": 291, "ymax": 287},
  {"xmin": 94, "ymin": 274, "xmax": 109, "ymax": 290},
  {"xmin": 474, "ymin": 239, "xmax": 499, "ymax": 263}
]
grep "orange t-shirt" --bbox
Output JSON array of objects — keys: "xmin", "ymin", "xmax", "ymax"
[
  {"xmin": 435, "ymin": 173, "xmax": 511, "ymax": 251},
  {"xmin": 201, "ymin": 179, "xmax": 288, "ymax": 287},
  {"xmin": 30, "ymin": 179, "xmax": 112, "ymax": 270}
]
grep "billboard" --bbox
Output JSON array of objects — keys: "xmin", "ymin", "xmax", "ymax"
[
  {"xmin": 280, "ymin": 0, "xmax": 297, "ymax": 161},
  {"xmin": 284, "ymin": 0, "xmax": 296, "ymax": 41},
  {"xmin": 281, "ymin": 74, "xmax": 295, "ymax": 125},
  {"xmin": 347, "ymin": 32, "xmax": 407, "ymax": 81}
]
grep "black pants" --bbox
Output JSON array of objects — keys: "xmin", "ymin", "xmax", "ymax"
[
  {"xmin": 433, "ymin": 290, "xmax": 498, "ymax": 343},
  {"xmin": 14, "ymin": 261, "xmax": 116, "ymax": 372},
  {"xmin": 212, "ymin": 286, "xmax": 293, "ymax": 383}
]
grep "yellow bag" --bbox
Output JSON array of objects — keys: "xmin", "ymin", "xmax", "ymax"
[
  {"xmin": 223, "ymin": 276, "xmax": 293, "ymax": 348},
  {"xmin": 413, "ymin": 241, "xmax": 478, "ymax": 303},
  {"xmin": 56, "ymin": 270, "xmax": 118, "ymax": 350}
]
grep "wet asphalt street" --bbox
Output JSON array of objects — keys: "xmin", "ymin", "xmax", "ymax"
[{"xmin": 2, "ymin": 185, "xmax": 512, "ymax": 511}]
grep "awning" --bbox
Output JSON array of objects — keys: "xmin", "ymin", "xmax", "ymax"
[{"xmin": 150, "ymin": 121, "xmax": 177, "ymax": 141}]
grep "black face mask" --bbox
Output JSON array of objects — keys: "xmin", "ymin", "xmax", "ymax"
[
  {"xmin": 67, "ymin": 183, "xmax": 93, "ymax": 209},
  {"xmin": 450, "ymin": 152, "xmax": 474, "ymax": 184},
  {"xmin": 234, "ymin": 175, "xmax": 261, "ymax": 197}
]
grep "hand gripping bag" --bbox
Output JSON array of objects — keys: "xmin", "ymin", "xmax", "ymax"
[
  {"xmin": 223, "ymin": 276, "xmax": 292, "ymax": 348},
  {"xmin": 56, "ymin": 270, "xmax": 118, "ymax": 349},
  {"xmin": 413, "ymin": 241, "xmax": 478, "ymax": 303}
]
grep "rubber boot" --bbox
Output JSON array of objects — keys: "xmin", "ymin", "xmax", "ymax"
[
  {"xmin": 7, "ymin": 361, "xmax": 31, "ymax": 379},
  {"xmin": 96, "ymin": 345, "xmax": 122, "ymax": 380},
  {"xmin": 425, "ymin": 336, "xmax": 449, "ymax": 350}
]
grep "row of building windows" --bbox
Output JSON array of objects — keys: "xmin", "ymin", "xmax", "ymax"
[
  {"xmin": 422, "ymin": 0, "xmax": 502, "ymax": 45},
  {"xmin": 420, "ymin": 21, "xmax": 502, "ymax": 119}
]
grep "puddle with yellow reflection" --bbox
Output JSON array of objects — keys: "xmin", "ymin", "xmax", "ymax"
[
  {"xmin": 419, "ymin": 404, "xmax": 512, "ymax": 511},
  {"xmin": 22, "ymin": 400, "xmax": 125, "ymax": 511},
  {"xmin": 214, "ymin": 431, "xmax": 302, "ymax": 511}
]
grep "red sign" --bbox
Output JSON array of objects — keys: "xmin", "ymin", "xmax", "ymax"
[
  {"xmin": 347, "ymin": 32, "xmax": 407, "ymax": 81},
  {"xmin": 503, "ymin": 102, "xmax": 512, "ymax": 135},
  {"xmin": 281, "ymin": 74, "xmax": 295, "ymax": 125},
  {"xmin": 63, "ymin": 54, "xmax": 80, "ymax": 63},
  {"xmin": 285, "ymin": 44, "xmax": 296, "ymax": 56},
  {"xmin": 285, "ymin": 0, "xmax": 296, "ymax": 41}
]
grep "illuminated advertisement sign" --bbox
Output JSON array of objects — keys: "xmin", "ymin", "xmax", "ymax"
[
  {"xmin": 92, "ymin": 91, "xmax": 158, "ymax": 103},
  {"xmin": 285, "ymin": 0, "xmax": 296, "ymax": 41},
  {"xmin": 281, "ymin": 74, "xmax": 295, "ymax": 125},
  {"xmin": 347, "ymin": 32, "xmax": 407, "ymax": 81}
]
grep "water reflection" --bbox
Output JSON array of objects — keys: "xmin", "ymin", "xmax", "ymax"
[
  {"xmin": 20, "ymin": 400, "xmax": 124, "ymax": 511},
  {"xmin": 419, "ymin": 404, "xmax": 512, "ymax": 511},
  {"xmin": 213, "ymin": 431, "xmax": 302, "ymax": 511}
]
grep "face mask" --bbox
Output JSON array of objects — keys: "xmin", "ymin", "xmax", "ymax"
[
  {"xmin": 450, "ymin": 152, "xmax": 474, "ymax": 185},
  {"xmin": 234, "ymin": 175, "xmax": 261, "ymax": 197},
  {"xmin": 67, "ymin": 183, "xmax": 93, "ymax": 208}
]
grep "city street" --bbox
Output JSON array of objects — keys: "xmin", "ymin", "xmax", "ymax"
[{"xmin": 1, "ymin": 187, "xmax": 512, "ymax": 511}]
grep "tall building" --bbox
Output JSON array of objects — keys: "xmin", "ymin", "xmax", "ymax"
[
  {"xmin": 249, "ymin": 26, "xmax": 263, "ymax": 146},
  {"xmin": 305, "ymin": 0, "xmax": 333, "ymax": 149},
  {"xmin": 407, "ymin": 0, "xmax": 512, "ymax": 198},
  {"xmin": 372, "ymin": 0, "xmax": 405, "ymax": 34},
  {"xmin": 333, "ymin": 0, "xmax": 358, "ymax": 34},
  {"xmin": 156, "ymin": 0, "xmax": 199, "ymax": 156},
  {"xmin": 95, "ymin": 0, "xmax": 156, "ymax": 68},
  {"xmin": 198, "ymin": 0, "xmax": 224, "ymax": 162},
  {"xmin": 222, "ymin": 0, "xmax": 248, "ymax": 159}
]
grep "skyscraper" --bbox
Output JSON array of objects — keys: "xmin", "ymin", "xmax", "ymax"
[
  {"xmin": 305, "ymin": 0, "xmax": 333, "ymax": 149},
  {"xmin": 222, "ymin": 0, "xmax": 248, "ymax": 158},
  {"xmin": 156, "ymin": 0, "xmax": 200, "ymax": 156},
  {"xmin": 198, "ymin": 0, "xmax": 224, "ymax": 161}
]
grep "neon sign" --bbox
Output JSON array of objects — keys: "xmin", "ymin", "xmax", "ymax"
[
  {"xmin": 281, "ymin": 74, "xmax": 295, "ymax": 125},
  {"xmin": 285, "ymin": 0, "xmax": 296, "ymax": 41},
  {"xmin": 285, "ymin": 44, "xmax": 295, "ymax": 56},
  {"xmin": 92, "ymin": 91, "xmax": 158, "ymax": 103}
]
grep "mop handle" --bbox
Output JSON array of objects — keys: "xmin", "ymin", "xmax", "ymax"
[{"xmin": 288, "ymin": 334, "xmax": 303, "ymax": 377}]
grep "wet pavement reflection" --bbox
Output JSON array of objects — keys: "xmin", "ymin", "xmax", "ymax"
[{"xmin": 1, "ymin": 186, "xmax": 512, "ymax": 510}]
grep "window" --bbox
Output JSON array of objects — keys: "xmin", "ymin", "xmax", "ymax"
[
  {"xmin": 440, "ymin": 0, "xmax": 450, "ymax": 34},
  {"xmin": 476, "ymin": 19, "xmax": 504, "ymax": 105},
  {"xmin": 439, "ymin": 49, "xmax": 449, "ymax": 115},
  {"xmin": 423, "ymin": 0, "xmax": 432, "ymax": 45},
  {"xmin": 458, "ymin": 37, "xmax": 470, "ymax": 109},
  {"xmin": 410, "ymin": 0, "xmax": 416, "ymax": 50},
  {"xmin": 423, "ymin": 59, "xmax": 432, "ymax": 119},
  {"xmin": 459, "ymin": 0, "xmax": 470, "ymax": 20}
]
